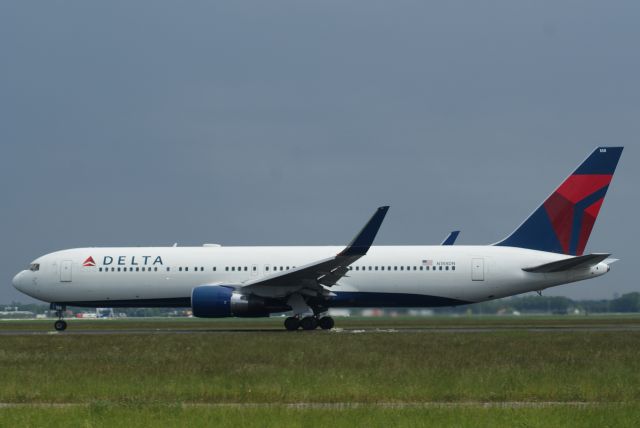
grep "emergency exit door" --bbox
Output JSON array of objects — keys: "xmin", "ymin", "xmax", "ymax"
[
  {"xmin": 60, "ymin": 260, "xmax": 73, "ymax": 282},
  {"xmin": 471, "ymin": 258, "xmax": 484, "ymax": 281}
]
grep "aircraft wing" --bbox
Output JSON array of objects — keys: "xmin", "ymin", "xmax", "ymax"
[
  {"xmin": 240, "ymin": 206, "xmax": 389, "ymax": 297},
  {"xmin": 522, "ymin": 253, "xmax": 611, "ymax": 273}
]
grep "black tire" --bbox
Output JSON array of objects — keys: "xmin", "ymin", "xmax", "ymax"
[
  {"xmin": 318, "ymin": 316, "xmax": 334, "ymax": 330},
  {"xmin": 300, "ymin": 316, "xmax": 318, "ymax": 331},
  {"xmin": 54, "ymin": 320, "xmax": 67, "ymax": 331},
  {"xmin": 284, "ymin": 317, "xmax": 300, "ymax": 331}
]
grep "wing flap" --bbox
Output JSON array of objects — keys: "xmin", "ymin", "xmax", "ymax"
[{"xmin": 523, "ymin": 253, "xmax": 611, "ymax": 273}]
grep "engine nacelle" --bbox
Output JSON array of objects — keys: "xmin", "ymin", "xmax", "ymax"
[{"xmin": 191, "ymin": 285, "xmax": 275, "ymax": 318}]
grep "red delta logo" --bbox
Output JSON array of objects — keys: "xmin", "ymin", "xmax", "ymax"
[{"xmin": 83, "ymin": 256, "xmax": 96, "ymax": 267}]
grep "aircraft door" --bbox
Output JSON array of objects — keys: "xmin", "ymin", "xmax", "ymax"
[
  {"xmin": 471, "ymin": 258, "xmax": 484, "ymax": 281},
  {"xmin": 60, "ymin": 260, "xmax": 73, "ymax": 282}
]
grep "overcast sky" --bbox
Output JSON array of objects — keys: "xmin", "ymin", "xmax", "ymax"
[{"xmin": 1, "ymin": 1, "xmax": 638, "ymax": 303}]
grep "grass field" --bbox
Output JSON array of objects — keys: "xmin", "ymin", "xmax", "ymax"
[{"xmin": 1, "ymin": 316, "xmax": 640, "ymax": 427}]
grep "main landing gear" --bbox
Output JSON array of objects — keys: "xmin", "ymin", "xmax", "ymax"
[
  {"xmin": 51, "ymin": 304, "xmax": 67, "ymax": 331},
  {"xmin": 284, "ymin": 315, "xmax": 334, "ymax": 331}
]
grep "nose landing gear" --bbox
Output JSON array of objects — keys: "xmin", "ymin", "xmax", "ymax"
[
  {"xmin": 51, "ymin": 304, "xmax": 68, "ymax": 331},
  {"xmin": 54, "ymin": 319, "xmax": 67, "ymax": 331}
]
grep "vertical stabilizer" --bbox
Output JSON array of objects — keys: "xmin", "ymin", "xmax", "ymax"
[{"xmin": 496, "ymin": 147, "xmax": 623, "ymax": 255}]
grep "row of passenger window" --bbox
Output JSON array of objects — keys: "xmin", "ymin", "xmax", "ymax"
[
  {"xmin": 349, "ymin": 265, "xmax": 455, "ymax": 271},
  {"xmin": 99, "ymin": 267, "xmax": 160, "ymax": 272},
  {"xmin": 98, "ymin": 265, "xmax": 454, "ymax": 273}
]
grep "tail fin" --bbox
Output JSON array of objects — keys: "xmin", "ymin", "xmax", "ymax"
[{"xmin": 496, "ymin": 147, "xmax": 623, "ymax": 255}]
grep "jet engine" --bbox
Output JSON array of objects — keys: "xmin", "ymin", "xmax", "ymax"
[{"xmin": 191, "ymin": 285, "xmax": 287, "ymax": 318}]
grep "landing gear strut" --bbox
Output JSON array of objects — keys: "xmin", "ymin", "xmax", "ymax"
[
  {"xmin": 283, "ymin": 315, "xmax": 334, "ymax": 331},
  {"xmin": 51, "ymin": 304, "xmax": 67, "ymax": 331},
  {"xmin": 284, "ymin": 294, "xmax": 334, "ymax": 331}
]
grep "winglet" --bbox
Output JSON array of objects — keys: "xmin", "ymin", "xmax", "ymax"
[
  {"xmin": 339, "ymin": 206, "xmax": 389, "ymax": 256},
  {"xmin": 441, "ymin": 230, "xmax": 460, "ymax": 245}
]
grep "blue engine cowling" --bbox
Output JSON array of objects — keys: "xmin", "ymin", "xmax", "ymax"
[
  {"xmin": 191, "ymin": 285, "xmax": 234, "ymax": 318},
  {"xmin": 191, "ymin": 285, "xmax": 281, "ymax": 318}
]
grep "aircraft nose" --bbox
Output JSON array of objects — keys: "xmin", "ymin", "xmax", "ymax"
[{"xmin": 12, "ymin": 271, "xmax": 27, "ymax": 292}]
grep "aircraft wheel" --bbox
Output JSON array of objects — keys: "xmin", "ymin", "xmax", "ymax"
[
  {"xmin": 54, "ymin": 320, "xmax": 67, "ymax": 331},
  {"xmin": 284, "ymin": 317, "xmax": 300, "ymax": 331},
  {"xmin": 318, "ymin": 316, "xmax": 334, "ymax": 330},
  {"xmin": 300, "ymin": 316, "xmax": 318, "ymax": 331}
]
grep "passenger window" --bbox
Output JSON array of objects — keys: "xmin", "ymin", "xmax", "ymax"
[
  {"xmin": 167, "ymin": 267, "xmax": 171, "ymax": 272},
  {"xmin": 452, "ymin": 266, "xmax": 456, "ymax": 271},
  {"xmin": 185, "ymin": 267, "xmax": 189, "ymax": 272}
]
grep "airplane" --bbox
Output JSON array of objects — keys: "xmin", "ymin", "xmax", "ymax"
[{"xmin": 12, "ymin": 147, "xmax": 623, "ymax": 332}]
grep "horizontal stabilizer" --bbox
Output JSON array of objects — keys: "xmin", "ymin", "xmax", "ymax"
[
  {"xmin": 523, "ymin": 253, "xmax": 611, "ymax": 273},
  {"xmin": 441, "ymin": 231, "xmax": 460, "ymax": 245}
]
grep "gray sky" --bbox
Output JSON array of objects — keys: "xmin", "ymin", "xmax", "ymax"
[{"xmin": 1, "ymin": 1, "xmax": 638, "ymax": 303}]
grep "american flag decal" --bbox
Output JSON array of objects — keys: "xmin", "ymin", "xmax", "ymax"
[{"xmin": 422, "ymin": 259, "xmax": 433, "ymax": 266}]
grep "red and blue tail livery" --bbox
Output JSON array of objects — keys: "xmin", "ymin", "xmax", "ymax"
[{"xmin": 497, "ymin": 147, "xmax": 623, "ymax": 255}]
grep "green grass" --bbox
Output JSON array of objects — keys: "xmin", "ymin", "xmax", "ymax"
[
  {"xmin": 1, "ymin": 317, "xmax": 640, "ymax": 426},
  {"xmin": 2, "ymin": 404, "xmax": 640, "ymax": 428}
]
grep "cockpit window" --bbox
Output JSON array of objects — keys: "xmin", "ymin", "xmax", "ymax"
[{"xmin": 29, "ymin": 263, "xmax": 40, "ymax": 272}]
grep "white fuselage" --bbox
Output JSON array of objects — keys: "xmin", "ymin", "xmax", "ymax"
[{"xmin": 12, "ymin": 245, "xmax": 608, "ymax": 309}]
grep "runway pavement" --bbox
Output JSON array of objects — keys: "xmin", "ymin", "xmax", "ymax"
[{"xmin": 1, "ymin": 324, "xmax": 640, "ymax": 335}]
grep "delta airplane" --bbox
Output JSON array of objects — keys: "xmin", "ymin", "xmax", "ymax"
[{"xmin": 12, "ymin": 147, "xmax": 623, "ymax": 331}]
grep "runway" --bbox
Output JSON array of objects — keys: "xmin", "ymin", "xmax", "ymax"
[{"xmin": 2, "ymin": 324, "xmax": 640, "ymax": 335}]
